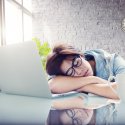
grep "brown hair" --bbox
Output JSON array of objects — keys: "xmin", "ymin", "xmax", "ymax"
[{"xmin": 46, "ymin": 43, "xmax": 83, "ymax": 76}]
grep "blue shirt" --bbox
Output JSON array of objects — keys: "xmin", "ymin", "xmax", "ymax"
[{"xmin": 84, "ymin": 49, "xmax": 125, "ymax": 124}]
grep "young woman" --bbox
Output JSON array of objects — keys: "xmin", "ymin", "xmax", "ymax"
[{"xmin": 46, "ymin": 43, "xmax": 125, "ymax": 125}]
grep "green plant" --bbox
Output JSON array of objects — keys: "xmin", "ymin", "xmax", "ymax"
[{"xmin": 32, "ymin": 38, "xmax": 51, "ymax": 71}]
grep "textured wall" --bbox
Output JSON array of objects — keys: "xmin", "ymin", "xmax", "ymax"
[{"xmin": 32, "ymin": 0, "xmax": 125, "ymax": 58}]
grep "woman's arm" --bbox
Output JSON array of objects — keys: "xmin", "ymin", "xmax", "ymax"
[
  {"xmin": 77, "ymin": 82, "xmax": 119, "ymax": 99},
  {"xmin": 52, "ymin": 96, "xmax": 86, "ymax": 109},
  {"xmin": 49, "ymin": 76, "xmax": 101, "ymax": 93}
]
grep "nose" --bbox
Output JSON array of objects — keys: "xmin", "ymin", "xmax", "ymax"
[{"xmin": 75, "ymin": 67, "xmax": 83, "ymax": 76}]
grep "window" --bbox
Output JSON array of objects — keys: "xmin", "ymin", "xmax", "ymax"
[
  {"xmin": 24, "ymin": 13, "xmax": 32, "ymax": 42},
  {"xmin": 15, "ymin": 0, "xmax": 22, "ymax": 4},
  {"xmin": 0, "ymin": 0, "xmax": 32, "ymax": 45},
  {"xmin": 122, "ymin": 18, "xmax": 125, "ymax": 32},
  {"xmin": 23, "ymin": 0, "xmax": 32, "ymax": 11}
]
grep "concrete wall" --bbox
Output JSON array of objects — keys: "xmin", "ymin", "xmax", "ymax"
[{"xmin": 32, "ymin": 0, "xmax": 125, "ymax": 58}]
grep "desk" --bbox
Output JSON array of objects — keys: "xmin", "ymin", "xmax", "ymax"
[
  {"xmin": 0, "ymin": 93, "xmax": 94, "ymax": 125},
  {"xmin": 0, "ymin": 93, "xmax": 123, "ymax": 125},
  {"xmin": 116, "ymin": 102, "xmax": 125, "ymax": 124},
  {"xmin": 0, "ymin": 93, "xmax": 52, "ymax": 124}
]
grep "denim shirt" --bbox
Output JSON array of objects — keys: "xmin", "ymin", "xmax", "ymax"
[{"xmin": 84, "ymin": 49, "xmax": 125, "ymax": 124}]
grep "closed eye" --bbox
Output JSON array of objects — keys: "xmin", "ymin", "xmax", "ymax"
[
  {"xmin": 73, "ymin": 60, "xmax": 79, "ymax": 66},
  {"xmin": 66, "ymin": 68, "xmax": 75, "ymax": 76},
  {"xmin": 73, "ymin": 58, "xmax": 81, "ymax": 67}
]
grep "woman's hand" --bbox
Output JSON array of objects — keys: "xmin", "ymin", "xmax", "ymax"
[{"xmin": 76, "ymin": 82, "xmax": 120, "ymax": 100}]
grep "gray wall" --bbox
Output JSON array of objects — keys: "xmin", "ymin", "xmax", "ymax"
[{"xmin": 32, "ymin": 0, "xmax": 125, "ymax": 58}]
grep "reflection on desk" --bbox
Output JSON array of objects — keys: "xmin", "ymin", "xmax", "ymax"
[
  {"xmin": 47, "ymin": 108, "xmax": 94, "ymax": 125},
  {"xmin": 0, "ymin": 93, "xmax": 52, "ymax": 125}
]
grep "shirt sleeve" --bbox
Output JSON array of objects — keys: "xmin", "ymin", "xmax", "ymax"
[{"xmin": 113, "ymin": 54, "xmax": 125, "ymax": 75}]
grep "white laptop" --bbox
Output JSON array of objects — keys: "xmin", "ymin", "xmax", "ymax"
[{"xmin": 0, "ymin": 41, "xmax": 78, "ymax": 99}]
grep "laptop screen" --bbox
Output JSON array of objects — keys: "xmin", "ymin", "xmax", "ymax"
[{"xmin": 0, "ymin": 41, "xmax": 52, "ymax": 98}]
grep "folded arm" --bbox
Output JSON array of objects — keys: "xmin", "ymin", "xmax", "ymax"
[
  {"xmin": 49, "ymin": 76, "xmax": 103, "ymax": 93},
  {"xmin": 77, "ymin": 82, "xmax": 119, "ymax": 99},
  {"xmin": 49, "ymin": 75, "xmax": 120, "ymax": 99}
]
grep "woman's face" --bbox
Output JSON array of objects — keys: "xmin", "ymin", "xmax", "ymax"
[{"xmin": 61, "ymin": 55, "xmax": 93, "ymax": 77}]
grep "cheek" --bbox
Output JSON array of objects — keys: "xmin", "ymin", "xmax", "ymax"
[
  {"xmin": 82, "ymin": 60, "xmax": 91, "ymax": 69},
  {"xmin": 82, "ymin": 61, "xmax": 93, "ymax": 75},
  {"xmin": 86, "ymin": 61, "xmax": 92, "ymax": 70},
  {"xmin": 60, "ymin": 64, "xmax": 67, "ymax": 74}
]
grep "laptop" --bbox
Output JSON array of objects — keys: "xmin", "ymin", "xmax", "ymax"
[{"xmin": 0, "ymin": 41, "xmax": 78, "ymax": 99}]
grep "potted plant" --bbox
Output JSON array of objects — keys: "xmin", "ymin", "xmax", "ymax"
[{"xmin": 32, "ymin": 38, "xmax": 51, "ymax": 71}]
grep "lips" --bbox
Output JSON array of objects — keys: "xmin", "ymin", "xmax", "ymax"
[
  {"xmin": 82, "ymin": 70, "xmax": 89, "ymax": 77},
  {"xmin": 85, "ymin": 70, "xmax": 89, "ymax": 76}
]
